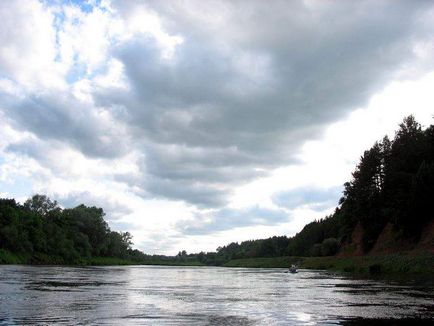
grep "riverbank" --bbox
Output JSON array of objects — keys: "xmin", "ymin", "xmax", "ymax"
[
  {"xmin": 85, "ymin": 257, "xmax": 204, "ymax": 266},
  {"xmin": 0, "ymin": 249, "xmax": 205, "ymax": 266},
  {"xmin": 0, "ymin": 249, "xmax": 137, "ymax": 265},
  {"xmin": 224, "ymin": 252, "xmax": 434, "ymax": 276},
  {"xmin": 2, "ymin": 248, "xmax": 432, "ymax": 276}
]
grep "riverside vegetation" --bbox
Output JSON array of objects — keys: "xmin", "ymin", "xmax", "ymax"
[{"xmin": 1, "ymin": 116, "xmax": 433, "ymax": 275}]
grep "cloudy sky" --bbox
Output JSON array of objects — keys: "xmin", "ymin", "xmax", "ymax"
[{"xmin": 0, "ymin": 0, "xmax": 433, "ymax": 254}]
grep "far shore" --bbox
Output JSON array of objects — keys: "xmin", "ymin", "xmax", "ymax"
[
  {"xmin": 2, "ymin": 249, "xmax": 433, "ymax": 278},
  {"xmin": 223, "ymin": 252, "xmax": 434, "ymax": 277}
]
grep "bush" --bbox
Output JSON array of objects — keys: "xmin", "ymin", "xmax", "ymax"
[
  {"xmin": 321, "ymin": 238, "xmax": 339, "ymax": 256},
  {"xmin": 310, "ymin": 244, "xmax": 322, "ymax": 257}
]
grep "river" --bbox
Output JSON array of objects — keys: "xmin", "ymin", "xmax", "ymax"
[{"xmin": 0, "ymin": 265, "xmax": 433, "ymax": 325}]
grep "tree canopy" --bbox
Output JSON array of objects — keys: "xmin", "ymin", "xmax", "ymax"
[{"xmin": 0, "ymin": 196, "xmax": 145, "ymax": 264}]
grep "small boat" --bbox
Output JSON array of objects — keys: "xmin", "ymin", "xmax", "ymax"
[{"xmin": 289, "ymin": 264, "xmax": 298, "ymax": 273}]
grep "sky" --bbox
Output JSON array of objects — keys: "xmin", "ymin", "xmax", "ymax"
[{"xmin": 0, "ymin": 0, "xmax": 433, "ymax": 255}]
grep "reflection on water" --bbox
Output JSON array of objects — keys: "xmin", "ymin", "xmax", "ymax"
[{"xmin": 0, "ymin": 265, "xmax": 433, "ymax": 325}]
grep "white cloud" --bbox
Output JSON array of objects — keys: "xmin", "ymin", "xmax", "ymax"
[
  {"xmin": 0, "ymin": 0, "xmax": 66, "ymax": 90},
  {"xmin": 230, "ymin": 73, "xmax": 434, "ymax": 213},
  {"xmin": 0, "ymin": 1, "xmax": 433, "ymax": 255}
]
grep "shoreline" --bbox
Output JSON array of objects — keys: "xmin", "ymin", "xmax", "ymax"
[
  {"xmin": 2, "ymin": 248, "xmax": 433, "ymax": 277},
  {"xmin": 223, "ymin": 252, "xmax": 434, "ymax": 278}
]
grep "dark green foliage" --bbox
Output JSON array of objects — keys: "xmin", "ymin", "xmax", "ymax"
[
  {"xmin": 216, "ymin": 236, "xmax": 290, "ymax": 262},
  {"xmin": 0, "ymin": 195, "xmax": 141, "ymax": 264},
  {"xmin": 286, "ymin": 214, "xmax": 342, "ymax": 257},
  {"xmin": 194, "ymin": 115, "xmax": 434, "ymax": 263},
  {"xmin": 180, "ymin": 236, "xmax": 291, "ymax": 266},
  {"xmin": 223, "ymin": 252, "xmax": 434, "ymax": 274},
  {"xmin": 304, "ymin": 115, "xmax": 434, "ymax": 254},
  {"xmin": 410, "ymin": 161, "xmax": 434, "ymax": 229},
  {"xmin": 340, "ymin": 116, "xmax": 434, "ymax": 248},
  {"xmin": 340, "ymin": 140, "xmax": 390, "ymax": 250},
  {"xmin": 382, "ymin": 116, "xmax": 427, "ymax": 237},
  {"xmin": 321, "ymin": 238, "xmax": 339, "ymax": 256},
  {"xmin": 24, "ymin": 194, "xmax": 60, "ymax": 216},
  {"xmin": 223, "ymin": 256, "xmax": 299, "ymax": 268},
  {"xmin": 63, "ymin": 205, "xmax": 109, "ymax": 256},
  {"xmin": 297, "ymin": 253, "xmax": 434, "ymax": 274},
  {"xmin": 310, "ymin": 244, "xmax": 322, "ymax": 257}
]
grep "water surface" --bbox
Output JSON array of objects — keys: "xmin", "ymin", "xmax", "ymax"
[{"xmin": 0, "ymin": 265, "xmax": 433, "ymax": 325}]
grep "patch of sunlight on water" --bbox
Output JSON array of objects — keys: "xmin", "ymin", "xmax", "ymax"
[{"xmin": 0, "ymin": 265, "xmax": 433, "ymax": 325}]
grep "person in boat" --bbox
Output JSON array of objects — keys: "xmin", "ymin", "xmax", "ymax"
[{"xmin": 289, "ymin": 264, "xmax": 297, "ymax": 273}]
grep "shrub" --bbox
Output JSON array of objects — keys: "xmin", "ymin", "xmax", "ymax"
[{"xmin": 321, "ymin": 238, "xmax": 339, "ymax": 256}]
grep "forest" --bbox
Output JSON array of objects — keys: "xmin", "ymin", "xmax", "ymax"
[
  {"xmin": 0, "ymin": 116, "xmax": 433, "ymax": 265},
  {"xmin": 0, "ymin": 195, "xmax": 147, "ymax": 264},
  {"xmin": 186, "ymin": 115, "xmax": 434, "ymax": 265}
]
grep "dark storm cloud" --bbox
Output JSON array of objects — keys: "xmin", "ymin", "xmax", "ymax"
[
  {"xmin": 176, "ymin": 206, "xmax": 290, "ymax": 235},
  {"xmin": 145, "ymin": 177, "xmax": 229, "ymax": 208},
  {"xmin": 2, "ymin": 93, "xmax": 129, "ymax": 159},
  {"xmin": 6, "ymin": 138, "xmax": 47, "ymax": 163},
  {"xmin": 1, "ymin": 0, "xmax": 434, "ymax": 212},
  {"xmin": 137, "ymin": 142, "xmax": 268, "ymax": 206},
  {"xmin": 100, "ymin": 0, "xmax": 434, "ymax": 207}
]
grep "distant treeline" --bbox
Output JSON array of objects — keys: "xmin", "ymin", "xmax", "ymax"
[
  {"xmin": 0, "ymin": 195, "xmax": 147, "ymax": 264},
  {"xmin": 185, "ymin": 116, "xmax": 434, "ymax": 264}
]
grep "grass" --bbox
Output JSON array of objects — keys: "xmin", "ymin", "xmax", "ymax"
[
  {"xmin": 140, "ymin": 260, "xmax": 205, "ymax": 266},
  {"xmin": 224, "ymin": 252, "xmax": 434, "ymax": 275},
  {"xmin": 300, "ymin": 253, "xmax": 434, "ymax": 275},
  {"xmin": 0, "ymin": 250, "xmax": 205, "ymax": 267},
  {"xmin": 224, "ymin": 256, "xmax": 302, "ymax": 268},
  {"xmin": 0, "ymin": 251, "xmax": 140, "ymax": 266},
  {"xmin": 85, "ymin": 257, "xmax": 138, "ymax": 266},
  {"xmin": 0, "ymin": 249, "xmax": 28, "ymax": 264},
  {"xmin": 2, "ymin": 249, "xmax": 432, "ymax": 275}
]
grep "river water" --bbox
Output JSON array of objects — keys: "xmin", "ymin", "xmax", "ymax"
[{"xmin": 0, "ymin": 265, "xmax": 433, "ymax": 325}]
